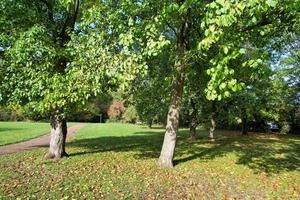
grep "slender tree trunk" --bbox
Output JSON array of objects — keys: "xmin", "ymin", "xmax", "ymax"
[
  {"xmin": 209, "ymin": 102, "xmax": 216, "ymax": 140},
  {"xmin": 189, "ymin": 98, "xmax": 197, "ymax": 139},
  {"xmin": 158, "ymin": 8, "xmax": 189, "ymax": 168},
  {"xmin": 242, "ymin": 115, "xmax": 248, "ymax": 135},
  {"xmin": 290, "ymin": 109, "xmax": 296, "ymax": 134},
  {"xmin": 189, "ymin": 123, "xmax": 196, "ymax": 139},
  {"xmin": 44, "ymin": 110, "xmax": 68, "ymax": 159},
  {"xmin": 148, "ymin": 119, "xmax": 153, "ymax": 129},
  {"xmin": 209, "ymin": 112, "xmax": 216, "ymax": 140}
]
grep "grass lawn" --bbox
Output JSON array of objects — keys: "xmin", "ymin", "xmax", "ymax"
[
  {"xmin": 0, "ymin": 123, "xmax": 299, "ymax": 199},
  {"xmin": 0, "ymin": 122, "xmax": 51, "ymax": 146}
]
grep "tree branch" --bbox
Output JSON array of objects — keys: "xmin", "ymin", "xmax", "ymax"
[
  {"xmin": 60, "ymin": 0, "xmax": 80, "ymax": 45},
  {"xmin": 40, "ymin": 0, "xmax": 54, "ymax": 23},
  {"xmin": 166, "ymin": 22, "xmax": 177, "ymax": 37}
]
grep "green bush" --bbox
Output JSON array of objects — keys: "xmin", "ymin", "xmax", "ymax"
[
  {"xmin": 280, "ymin": 122, "xmax": 290, "ymax": 134},
  {"xmin": 0, "ymin": 105, "xmax": 26, "ymax": 121},
  {"xmin": 123, "ymin": 106, "xmax": 138, "ymax": 124}
]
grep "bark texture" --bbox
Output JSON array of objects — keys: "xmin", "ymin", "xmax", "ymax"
[
  {"xmin": 159, "ymin": 71, "xmax": 185, "ymax": 167},
  {"xmin": 44, "ymin": 111, "xmax": 68, "ymax": 159},
  {"xmin": 209, "ymin": 112, "xmax": 216, "ymax": 140},
  {"xmin": 158, "ymin": 8, "xmax": 189, "ymax": 168}
]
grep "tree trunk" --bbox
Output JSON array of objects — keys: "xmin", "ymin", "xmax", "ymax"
[
  {"xmin": 158, "ymin": 71, "xmax": 185, "ymax": 167},
  {"xmin": 148, "ymin": 119, "xmax": 153, "ymax": 129},
  {"xmin": 189, "ymin": 123, "xmax": 196, "ymax": 139},
  {"xmin": 242, "ymin": 115, "xmax": 248, "ymax": 135},
  {"xmin": 209, "ymin": 113, "xmax": 216, "ymax": 140},
  {"xmin": 189, "ymin": 98, "xmax": 197, "ymax": 139},
  {"xmin": 44, "ymin": 111, "xmax": 68, "ymax": 159},
  {"xmin": 158, "ymin": 9, "xmax": 189, "ymax": 168},
  {"xmin": 209, "ymin": 102, "xmax": 216, "ymax": 140}
]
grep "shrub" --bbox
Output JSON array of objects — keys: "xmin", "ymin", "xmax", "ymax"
[
  {"xmin": 280, "ymin": 122, "xmax": 290, "ymax": 134},
  {"xmin": 123, "ymin": 106, "xmax": 138, "ymax": 123},
  {"xmin": 107, "ymin": 101, "xmax": 126, "ymax": 121}
]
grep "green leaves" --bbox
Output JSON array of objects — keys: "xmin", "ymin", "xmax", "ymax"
[
  {"xmin": 266, "ymin": 0, "xmax": 278, "ymax": 8},
  {"xmin": 1, "ymin": 0, "xmax": 299, "ymax": 119},
  {"xmin": 1, "ymin": 0, "xmax": 142, "ymax": 114},
  {"xmin": 223, "ymin": 47, "xmax": 229, "ymax": 55},
  {"xmin": 197, "ymin": 0, "xmax": 247, "ymax": 52}
]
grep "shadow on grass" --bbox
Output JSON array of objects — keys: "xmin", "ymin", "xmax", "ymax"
[{"xmin": 68, "ymin": 130, "xmax": 300, "ymax": 174}]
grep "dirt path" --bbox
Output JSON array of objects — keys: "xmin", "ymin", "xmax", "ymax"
[{"xmin": 0, "ymin": 124, "xmax": 85, "ymax": 155}]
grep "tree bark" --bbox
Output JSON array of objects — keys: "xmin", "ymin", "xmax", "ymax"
[
  {"xmin": 242, "ymin": 114, "xmax": 248, "ymax": 135},
  {"xmin": 209, "ymin": 102, "xmax": 216, "ymax": 140},
  {"xmin": 158, "ymin": 8, "xmax": 189, "ymax": 168},
  {"xmin": 158, "ymin": 71, "xmax": 185, "ymax": 167},
  {"xmin": 59, "ymin": 0, "xmax": 80, "ymax": 46},
  {"xmin": 209, "ymin": 112, "xmax": 216, "ymax": 140},
  {"xmin": 189, "ymin": 98, "xmax": 197, "ymax": 139},
  {"xmin": 44, "ymin": 110, "xmax": 68, "ymax": 159}
]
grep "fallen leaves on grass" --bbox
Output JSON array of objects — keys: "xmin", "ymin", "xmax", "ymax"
[{"xmin": 0, "ymin": 124, "xmax": 299, "ymax": 199}]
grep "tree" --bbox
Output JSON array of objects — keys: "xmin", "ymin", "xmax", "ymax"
[
  {"xmin": 122, "ymin": 106, "xmax": 138, "ymax": 124},
  {"xmin": 0, "ymin": 0, "xmax": 81, "ymax": 159},
  {"xmin": 131, "ymin": 50, "xmax": 172, "ymax": 128},
  {"xmin": 188, "ymin": 98, "xmax": 198, "ymax": 139},
  {"xmin": 68, "ymin": 93, "xmax": 113, "ymax": 122},
  {"xmin": 157, "ymin": 0, "xmax": 299, "ymax": 167},
  {"xmin": 107, "ymin": 100, "xmax": 126, "ymax": 121},
  {"xmin": 219, "ymin": 33, "xmax": 300, "ymax": 135},
  {"xmin": 0, "ymin": 0, "xmax": 123, "ymax": 159},
  {"xmin": 268, "ymin": 36, "xmax": 300, "ymax": 133}
]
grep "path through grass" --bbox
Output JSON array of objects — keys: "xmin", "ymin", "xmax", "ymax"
[{"xmin": 0, "ymin": 122, "xmax": 50, "ymax": 146}]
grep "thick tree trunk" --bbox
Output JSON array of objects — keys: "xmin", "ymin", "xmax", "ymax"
[
  {"xmin": 44, "ymin": 111, "xmax": 68, "ymax": 159},
  {"xmin": 158, "ymin": 71, "xmax": 185, "ymax": 167},
  {"xmin": 189, "ymin": 98, "xmax": 197, "ymax": 139},
  {"xmin": 158, "ymin": 8, "xmax": 189, "ymax": 168}
]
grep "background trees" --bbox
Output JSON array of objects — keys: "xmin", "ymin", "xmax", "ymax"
[{"xmin": 267, "ymin": 36, "xmax": 300, "ymax": 134}]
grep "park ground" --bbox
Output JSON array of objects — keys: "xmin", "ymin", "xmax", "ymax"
[
  {"xmin": 0, "ymin": 122, "xmax": 299, "ymax": 199},
  {"xmin": 0, "ymin": 122, "xmax": 50, "ymax": 146}
]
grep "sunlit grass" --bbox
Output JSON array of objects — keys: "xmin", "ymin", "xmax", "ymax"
[
  {"xmin": 0, "ymin": 122, "xmax": 50, "ymax": 146},
  {"xmin": 0, "ymin": 123, "xmax": 299, "ymax": 199}
]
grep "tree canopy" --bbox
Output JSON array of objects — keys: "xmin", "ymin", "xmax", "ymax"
[{"xmin": 0, "ymin": 0, "xmax": 299, "ymax": 163}]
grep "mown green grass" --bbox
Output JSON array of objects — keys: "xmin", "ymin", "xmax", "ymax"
[
  {"xmin": 0, "ymin": 123, "xmax": 299, "ymax": 199},
  {"xmin": 0, "ymin": 122, "xmax": 51, "ymax": 146}
]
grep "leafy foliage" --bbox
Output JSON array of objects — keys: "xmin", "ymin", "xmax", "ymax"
[
  {"xmin": 122, "ymin": 106, "xmax": 138, "ymax": 124},
  {"xmin": 107, "ymin": 101, "xmax": 126, "ymax": 121},
  {"xmin": 0, "ymin": 0, "xmax": 127, "ymax": 116}
]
